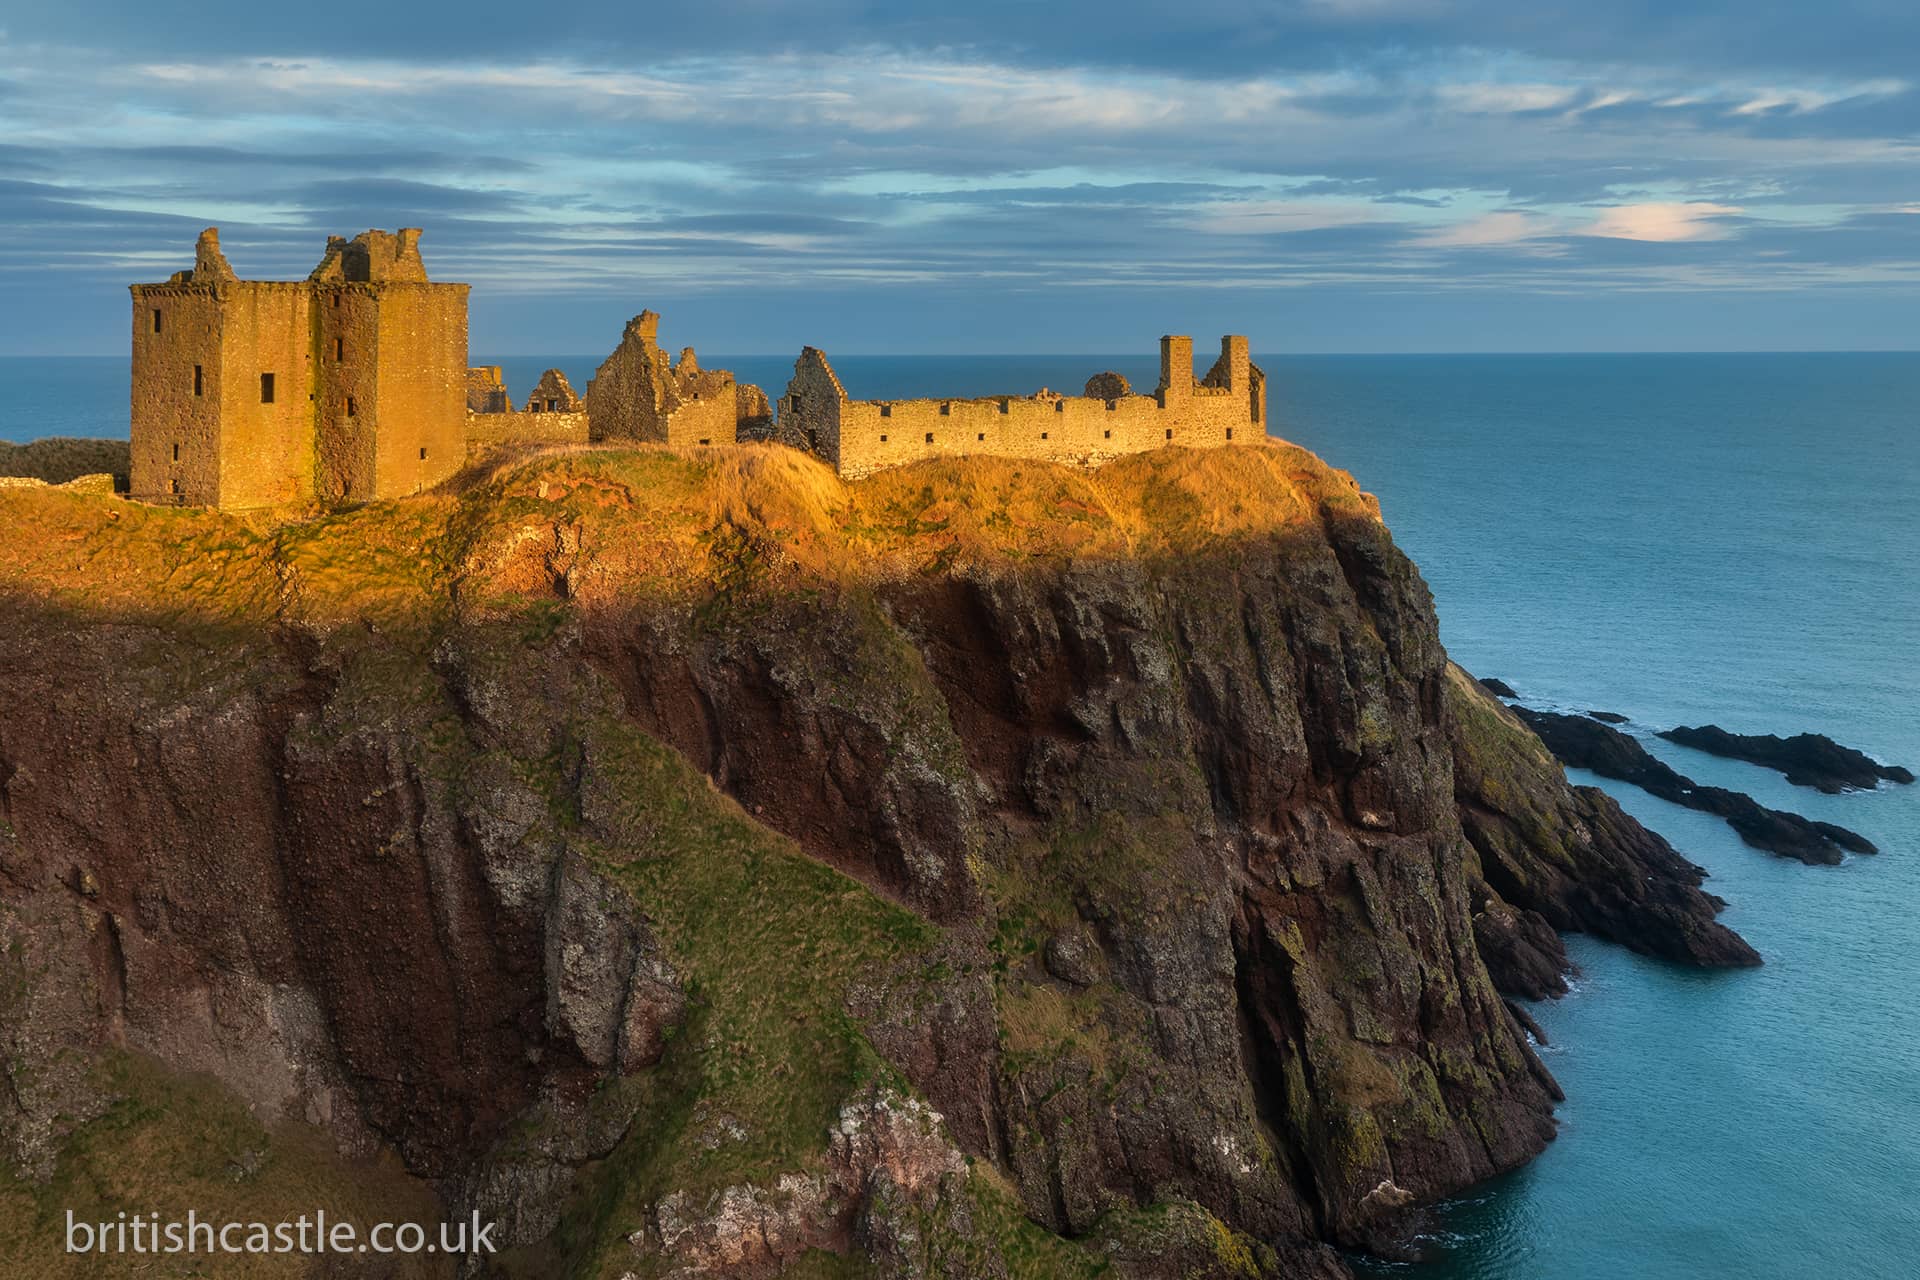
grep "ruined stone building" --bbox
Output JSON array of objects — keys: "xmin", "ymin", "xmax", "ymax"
[
  {"xmin": 584, "ymin": 311, "xmax": 771, "ymax": 448},
  {"xmin": 464, "ymin": 367, "xmax": 590, "ymax": 450},
  {"xmin": 130, "ymin": 228, "xmax": 468, "ymax": 509},
  {"xmin": 779, "ymin": 336, "xmax": 1266, "ymax": 479}
]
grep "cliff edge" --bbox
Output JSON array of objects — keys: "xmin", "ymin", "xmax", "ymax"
[{"xmin": 0, "ymin": 442, "xmax": 1750, "ymax": 1277}]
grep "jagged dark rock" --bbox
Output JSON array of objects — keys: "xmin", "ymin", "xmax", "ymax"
[
  {"xmin": 1660, "ymin": 724, "xmax": 1913, "ymax": 793},
  {"xmin": 1448, "ymin": 668, "xmax": 1759, "ymax": 979},
  {"xmin": 1512, "ymin": 707, "xmax": 1876, "ymax": 865},
  {"xmin": 1478, "ymin": 677, "xmax": 1519, "ymax": 698},
  {"xmin": 1588, "ymin": 710, "xmax": 1629, "ymax": 724}
]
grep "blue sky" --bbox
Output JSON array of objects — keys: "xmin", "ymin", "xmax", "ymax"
[{"xmin": 2, "ymin": 1, "xmax": 1917, "ymax": 354}]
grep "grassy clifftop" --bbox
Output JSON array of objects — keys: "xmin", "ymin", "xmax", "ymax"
[{"xmin": 0, "ymin": 440, "xmax": 1379, "ymax": 628}]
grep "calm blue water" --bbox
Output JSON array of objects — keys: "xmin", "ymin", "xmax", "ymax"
[{"xmin": 3, "ymin": 352, "xmax": 1917, "ymax": 1276}]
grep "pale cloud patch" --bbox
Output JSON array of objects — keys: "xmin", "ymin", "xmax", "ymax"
[
  {"xmin": 1581, "ymin": 202, "xmax": 1744, "ymax": 242},
  {"xmin": 1435, "ymin": 82, "xmax": 1577, "ymax": 114},
  {"xmin": 1413, "ymin": 210, "xmax": 1561, "ymax": 248}
]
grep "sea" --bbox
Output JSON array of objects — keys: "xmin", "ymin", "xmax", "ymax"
[{"xmin": 3, "ymin": 351, "xmax": 1917, "ymax": 1278}]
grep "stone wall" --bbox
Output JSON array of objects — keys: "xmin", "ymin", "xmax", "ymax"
[
  {"xmin": 780, "ymin": 337, "xmax": 1265, "ymax": 480},
  {"xmin": 366, "ymin": 282, "xmax": 469, "ymax": 501},
  {"xmin": 129, "ymin": 276, "xmax": 227, "ymax": 505},
  {"xmin": 464, "ymin": 367, "xmax": 590, "ymax": 452},
  {"xmin": 467, "ymin": 366, "xmax": 511, "ymax": 414},
  {"xmin": 465, "ymin": 410, "xmax": 590, "ymax": 451}
]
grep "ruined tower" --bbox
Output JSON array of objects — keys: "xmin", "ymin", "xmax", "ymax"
[
  {"xmin": 584, "ymin": 311, "xmax": 753, "ymax": 448},
  {"xmin": 129, "ymin": 227, "xmax": 470, "ymax": 509}
]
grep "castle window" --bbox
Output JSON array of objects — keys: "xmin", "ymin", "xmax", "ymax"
[
  {"xmin": 260, "ymin": 373, "xmax": 275, "ymax": 404},
  {"xmin": 335, "ymin": 337, "xmax": 344, "ymax": 360},
  {"xmin": 938, "ymin": 403, "xmax": 950, "ymax": 416},
  {"xmin": 332, "ymin": 293, "xmax": 340, "ymax": 308},
  {"xmin": 193, "ymin": 365, "xmax": 203, "ymax": 397},
  {"xmin": 1105, "ymin": 400, "xmax": 1116, "ymax": 411},
  {"xmin": 420, "ymin": 447, "xmax": 428, "ymax": 460},
  {"xmin": 170, "ymin": 479, "xmax": 181, "ymax": 495},
  {"xmin": 698, "ymin": 438, "xmax": 710, "ymax": 446},
  {"xmin": 346, "ymin": 396, "xmax": 356, "ymax": 418},
  {"xmin": 1103, "ymin": 429, "xmax": 1111, "ymax": 439},
  {"xmin": 1041, "ymin": 431, "xmax": 1049, "ymax": 440},
  {"xmin": 152, "ymin": 309, "xmax": 162, "ymax": 334},
  {"xmin": 998, "ymin": 399, "xmax": 1009, "ymax": 414},
  {"xmin": 977, "ymin": 433, "xmax": 985, "ymax": 442},
  {"xmin": 172, "ymin": 443, "xmax": 180, "ymax": 462},
  {"xmin": 880, "ymin": 404, "xmax": 892, "ymax": 418},
  {"xmin": 548, "ymin": 399, "xmax": 559, "ymax": 412},
  {"xmin": 879, "ymin": 434, "xmax": 889, "ymax": 443},
  {"xmin": 1165, "ymin": 428, "xmax": 1173, "ymax": 440},
  {"xmin": 1226, "ymin": 427, "xmax": 1234, "ymax": 440},
  {"xmin": 1054, "ymin": 401, "xmax": 1065, "ymax": 414},
  {"xmin": 925, "ymin": 432, "xmax": 934, "ymax": 444}
]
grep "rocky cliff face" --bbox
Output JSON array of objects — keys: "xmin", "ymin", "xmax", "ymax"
[{"xmin": 0, "ymin": 443, "xmax": 1752, "ymax": 1277}]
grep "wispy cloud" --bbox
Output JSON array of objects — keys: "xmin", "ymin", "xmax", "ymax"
[
  {"xmin": 1, "ymin": 14, "xmax": 1918, "ymax": 352},
  {"xmin": 1582, "ymin": 201, "xmax": 1745, "ymax": 242}
]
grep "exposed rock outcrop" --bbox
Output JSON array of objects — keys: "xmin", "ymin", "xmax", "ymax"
[
  {"xmin": 1512, "ymin": 707, "xmax": 1875, "ymax": 865},
  {"xmin": 1446, "ymin": 669, "xmax": 1759, "ymax": 994},
  {"xmin": 1660, "ymin": 724, "xmax": 1913, "ymax": 793}
]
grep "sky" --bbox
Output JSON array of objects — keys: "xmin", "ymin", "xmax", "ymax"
[{"xmin": 1, "ymin": 1, "xmax": 1917, "ymax": 355}]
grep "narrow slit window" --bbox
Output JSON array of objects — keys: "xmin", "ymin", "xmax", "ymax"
[
  {"xmin": 151, "ymin": 309, "xmax": 162, "ymax": 334},
  {"xmin": 193, "ymin": 365, "xmax": 203, "ymax": 397},
  {"xmin": 172, "ymin": 443, "xmax": 180, "ymax": 462},
  {"xmin": 1103, "ymin": 429, "xmax": 1111, "ymax": 439},
  {"xmin": 335, "ymin": 337, "xmax": 344, "ymax": 360},
  {"xmin": 1226, "ymin": 427, "xmax": 1234, "ymax": 440},
  {"xmin": 419, "ymin": 447, "xmax": 428, "ymax": 460},
  {"xmin": 346, "ymin": 396, "xmax": 356, "ymax": 418},
  {"xmin": 938, "ymin": 403, "xmax": 950, "ymax": 416},
  {"xmin": 260, "ymin": 373, "xmax": 275, "ymax": 404},
  {"xmin": 924, "ymin": 432, "xmax": 934, "ymax": 444},
  {"xmin": 1164, "ymin": 428, "xmax": 1173, "ymax": 440}
]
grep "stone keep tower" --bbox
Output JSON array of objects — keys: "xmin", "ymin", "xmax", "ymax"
[{"xmin": 130, "ymin": 227, "xmax": 470, "ymax": 509}]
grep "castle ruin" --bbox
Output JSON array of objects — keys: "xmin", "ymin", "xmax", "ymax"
[
  {"xmin": 779, "ymin": 336, "xmax": 1266, "ymax": 480},
  {"xmin": 130, "ymin": 228, "xmax": 468, "ymax": 508},
  {"xmin": 130, "ymin": 227, "xmax": 1267, "ymax": 508}
]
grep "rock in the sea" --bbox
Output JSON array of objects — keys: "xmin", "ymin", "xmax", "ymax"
[
  {"xmin": 1512, "ymin": 708, "xmax": 1876, "ymax": 865},
  {"xmin": 1479, "ymin": 677, "xmax": 1519, "ymax": 698},
  {"xmin": 1588, "ymin": 710, "xmax": 1629, "ymax": 724},
  {"xmin": 1660, "ymin": 724, "xmax": 1914, "ymax": 793},
  {"xmin": 1447, "ymin": 666, "xmax": 1759, "ymax": 979}
]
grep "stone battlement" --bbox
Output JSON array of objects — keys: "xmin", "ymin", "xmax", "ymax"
[{"xmin": 779, "ymin": 335, "xmax": 1266, "ymax": 479}]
